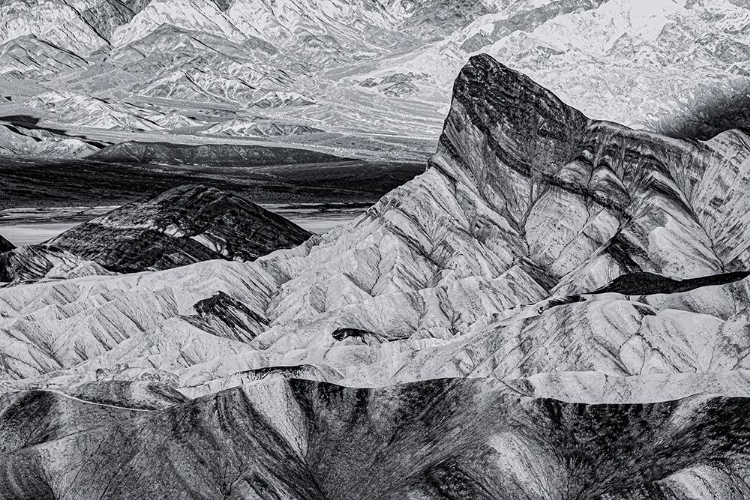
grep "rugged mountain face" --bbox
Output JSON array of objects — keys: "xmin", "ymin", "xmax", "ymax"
[
  {"xmin": 3, "ymin": 55, "xmax": 750, "ymax": 495},
  {"xmin": 2, "ymin": 0, "xmax": 748, "ymax": 159},
  {"xmin": 44, "ymin": 184, "xmax": 313, "ymax": 272},
  {"xmin": 6, "ymin": 378, "xmax": 750, "ymax": 499},
  {"xmin": 0, "ymin": 184, "xmax": 313, "ymax": 285}
]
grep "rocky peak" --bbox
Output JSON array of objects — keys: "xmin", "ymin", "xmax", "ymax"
[
  {"xmin": 432, "ymin": 54, "xmax": 590, "ymax": 231},
  {"xmin": 45, "ymin": 184, "xmax": 313, "ymax": 272},
  {"xmin": 429, "ymin": 54, "xmax": 749, "ymax": 291}
]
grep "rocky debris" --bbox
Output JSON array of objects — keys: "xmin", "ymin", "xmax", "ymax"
[
  {"xmin": 46, "ymin": 184, "xmax": 313, "ymax": 272},
  {"xmin": 88, "ymin": 140, "xmax": 345, "ymax": 165}
]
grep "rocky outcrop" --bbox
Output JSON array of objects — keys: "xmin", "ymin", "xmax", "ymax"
[
  {"xmin": 46, "ymin": 184, "xmax": 313, "ymax": 272},
  {"xmin": 0, "ymin": 234, "xmax": 14, "ymax": 253}
]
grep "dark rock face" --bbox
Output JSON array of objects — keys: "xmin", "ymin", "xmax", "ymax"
[
  {"xmin": 88, "ymin": 141, "xmax": 347, "ymax": 166},
  {"xmin": 3, "ymin": 378, "xmax": 750, "ymax": 499},
  {"xmin": 46, "ymin": 184, "xmax": 312, "ymax": 272},
  {"xmin": 0, "ymin": 234, "xmax": 14, "ymax": 253},
  {"xmin": 432, "ymin": 54, "xmax": 750, "ymax": 294},
  {"xmin": 187, "ymin": 291, "xmax": 268, "ymax": 342},
  {"xmin": 593, "ymin": 270, "xmax": 750, "ymax": 296},
  {"xmin": 331, "ymin": 327, "xmax": 385, "ymax": 345}
]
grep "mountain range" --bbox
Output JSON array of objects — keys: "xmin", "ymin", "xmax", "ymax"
[
  {"xmin": 0, "ymin": 0, "xmax": 749, "ymax": 160},
  {"xmin": 2, "ymin": 53, "xmax": 750, "ymax": 497}
]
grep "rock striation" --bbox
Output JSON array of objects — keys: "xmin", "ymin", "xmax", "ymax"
[
  {"xmin": 3, "ymin": 54, "xmax": 750, "ymax": 496},
  {"xmin": 45, "ymin": 184, "xmax": 313, "ymax": 272}
]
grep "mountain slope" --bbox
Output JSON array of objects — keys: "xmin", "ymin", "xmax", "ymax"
[
  {"xmin": 1, "ymin": 55, "xmax": 750, "ymax": 495},
  {"xmin": 2, "ymin": 0, "xmax": 748, "ymax": 159},
  {"xmin": 46, "ymin": 184, "xmax": 313, "ymax": 272},
  {"xmin": 1, "ymin": 54, "xmax": 750, "ymax": 394}
]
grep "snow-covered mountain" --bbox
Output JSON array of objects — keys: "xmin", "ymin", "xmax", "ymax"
[
  {"xmin": 3, "ymin": 55, "xmax": 750, "ymax": 496},
  {"xmin": 1, "ymin": 0, "xmax": 748, "ymax": 158}
]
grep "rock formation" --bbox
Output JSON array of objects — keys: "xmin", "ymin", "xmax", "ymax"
[
  {"xmin": 45, "ymin": 184, "xmax": 313, "ymax": 272},
  {"xmin": 2, "ymin": 0, "xmax": 748, "ymax": 158},
  {"xmin": 0, "ymin": 234, "xmax": 14, "ymax": 253},
  {"xmin": 3, "ymin": 54, "xmax": 750, "ymax": 496}
]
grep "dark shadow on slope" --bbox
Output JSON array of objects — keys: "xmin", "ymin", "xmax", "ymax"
[
  {"xmin": 656, "ymin": 84, "xmax": 750, "ymax": 141},
  {"xmin": 0, "ymin": 115, "xmax": 69, "ymax": 136},
  {"xmin": 187, "ymin": 291, "xmax": 268, "ymax": 343},
  {"xmin": 592, "ymin": 271, "xmax": 750, "ymax": 296},
  {"xmin": 0, "ymin": 234, "xmax": 14, "ymax": 253},
  {"xmin": 0, "ymin": 114, "xmax": 106, "ymax": 149}
]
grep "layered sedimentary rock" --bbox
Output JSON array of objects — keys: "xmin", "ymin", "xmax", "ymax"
[
  {"xmin": 45, "ymin": 184, "xmax": 313, "ymax": 272},
  {"xmin": 3, "ymin": 55, "xmax": 750, "ymax": 496}
]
